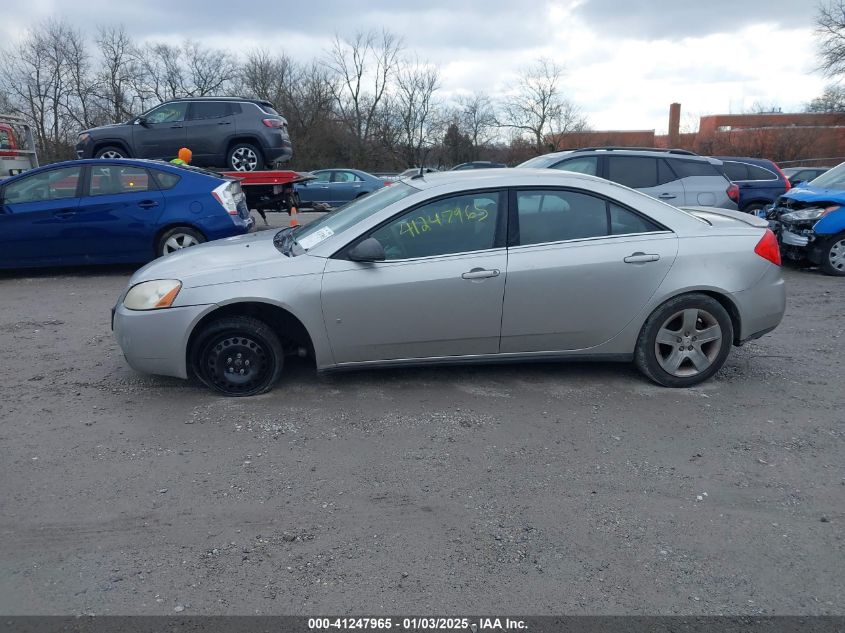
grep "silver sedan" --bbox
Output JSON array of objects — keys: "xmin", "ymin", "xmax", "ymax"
[{"xmin": 113, "ymin": 169, "xmax": 785, "ymax": 396}]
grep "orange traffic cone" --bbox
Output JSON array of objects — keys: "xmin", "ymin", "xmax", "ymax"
[{"xmin": 289, "ymin": 205, "xmax": 299, "ymax": 227}]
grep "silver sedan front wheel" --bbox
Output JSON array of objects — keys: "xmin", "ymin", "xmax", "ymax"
[{"xmin": 654, "ymin": 308, "xmax": 722, "ymax": 377}]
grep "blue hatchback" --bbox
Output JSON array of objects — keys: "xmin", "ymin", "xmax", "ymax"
[{"xmin": 0, "ymin": 159, "xmax": 253, "ymax": 268}]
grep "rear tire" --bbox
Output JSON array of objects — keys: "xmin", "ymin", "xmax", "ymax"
[
  {"xmin": 95, "ymin": 145, "xmax": 129, "ymax": 159},
  {"xmin": 634, "ymin": 293, "xmax": 733, "ymax": 387},
  {"xmin": 227, "ymin": 143, "xmax": 264, "ymax": 172},
  {"xmin": 157, "ymin": 226, "xmax": 205, "ymax": 257},
  {"xmin": 192, "ymin": 316, "xmax": 284, "ymax": 396},
  {"xmin": 820, "ymin": 233, "xmax": 845, "ymax": 276}
]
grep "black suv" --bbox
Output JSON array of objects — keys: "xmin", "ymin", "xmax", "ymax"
[{"xmin": 76, "ymin": 97, "xmax": 293, "ymax": 171}]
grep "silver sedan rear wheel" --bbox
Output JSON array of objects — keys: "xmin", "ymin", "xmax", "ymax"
[{"xmin": 654, "ymin": 308, "xmax": 722, "ymax": 378}]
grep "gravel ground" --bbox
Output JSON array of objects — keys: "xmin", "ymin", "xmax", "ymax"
[{"xmin": 0, "ymin": 217, "xmax": 842, "ymax": 615}]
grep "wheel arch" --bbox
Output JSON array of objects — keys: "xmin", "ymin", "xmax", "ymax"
[
  {"xmin": 641, "ymin": 288, "xmax": 742, "ymax": 346},
  {"xmin": 92, "ymin": 140, "xmax": 132, "ymax": 157},
  {"xmin": 225, "ymin": 136, "xmax": 267, "ymax": 161},
  {"xmin": 186, "ymin": 300, "xmax": 316, "ymax": 377}
]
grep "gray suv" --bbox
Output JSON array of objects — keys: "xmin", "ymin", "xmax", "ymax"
[
  {"xmin": 76, "ymin": 97, "xmax": 293, "ymax": 171},
  {"xmin": 518, "ymin": 147, "xmax": 738, "ymax": 209}
]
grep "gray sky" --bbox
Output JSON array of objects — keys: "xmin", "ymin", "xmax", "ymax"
[{"xmin": 2, "ymin": 0, "xmax": 826, "ymax": 132}]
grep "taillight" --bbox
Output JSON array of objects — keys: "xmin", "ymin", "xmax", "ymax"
[
  {"xmin": 212, "ymin": 182, "xmax": 240, "ymax": 217},
  {"xmin": 772, "ymin": 162, "xmax": 791, "ymax": 192},
  {"xmin": 383, "ymin": 180, "xmax": 393, "ymax": 186},
  {"xmin": 727, "ymin": 183, "xmax": 740, "ymax": 203},
  {"xmin": 754, "ymin": 229, "xmax": 781, "ymax": 266},
  {"xmin": 262, "ymin": 118, "xmax": 283, "ymax": 128}
]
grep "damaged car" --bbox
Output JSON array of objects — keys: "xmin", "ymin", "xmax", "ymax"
[{"xmin": 767, "ymin": 161, "xmax": 845, "ymax": 276}]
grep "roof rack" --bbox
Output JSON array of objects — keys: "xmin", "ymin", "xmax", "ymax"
[{"xmin": 571, "ymin": 147, "xmax": 698, "ymax": 156}]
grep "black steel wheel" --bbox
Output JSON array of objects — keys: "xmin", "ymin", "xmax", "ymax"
[{"xmin": 193, "ymin": 316, "xmax": 283, "ymax": 396}]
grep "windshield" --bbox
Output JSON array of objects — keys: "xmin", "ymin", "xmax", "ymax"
[
  {"xmin": 516, "ymin": 154, "xmax": 564, "ymax": 168},
  {"xmin": 279, "ymin": 182, "xmax": 418, "ymax": 254},
  {"xmin": 806, "ymin": 161, "xmax": 845, "ymax": 190}
]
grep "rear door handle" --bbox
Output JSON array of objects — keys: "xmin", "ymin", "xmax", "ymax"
[
  {"xmin": 218, "ymin": 121, "xmax": 232, "ymax": 125},
  {"xmin": 170, "ymin": 125, "xmax": 183, "ymax": 129},
  {"xmin": 657, "ymin": 193, "xmax": 676, "ymax": 199},
  {"xmin": 53, "ymin": 210, "xmax": 76, "ymax": 219},
  {"xmin": 462, "ymin": 268, "xmax": 500, "ymax": 280},
  {"xmin": 138, "ymin": 200, "xmax": 159, "ymax": 209},
  {"xmin": 624, "ymin": 252, "xmax": 660, "ymax": 264}
]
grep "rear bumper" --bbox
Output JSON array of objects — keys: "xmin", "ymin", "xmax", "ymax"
[
  {"xmin": 263, "ymin": 138, "xmax": 293, "ymax": 163},
  {"xmin": 731, "ymin": 265, "xmax": 786, "ymax": 343},
  {"xmin": 113, "ymin": 302, "xmax": 214, "ymax": 379}
]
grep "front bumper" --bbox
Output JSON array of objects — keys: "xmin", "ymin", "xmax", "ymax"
[{"xmin": 113, "ymin": 302, "xmax": 214, "ymax": 379}]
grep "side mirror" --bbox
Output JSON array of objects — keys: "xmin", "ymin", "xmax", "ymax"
[
  {"xmin": 136, "ymin": 116, "xmax": 149, "ymax": 127},
  {"xmin": 347, "ymin": 237, "xmax": 385, "ymax": 262},
  {"xmin": 791, "ymin": 180, "xmax": 804, "ymax": 188}
]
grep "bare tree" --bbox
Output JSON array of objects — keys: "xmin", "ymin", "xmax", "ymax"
[
  {"xmin": 817, "ymin": 0, "xmax": 845, "ymax": 77},
  {"xmin": 499, "ymin": 58, "xmax": 586, "ymax": 154},
  {"xmin": 455, "ymin": 92, "xmax": 497, "ymax": 159},
  {"xmin": 324, "ymin": 29, "xmax": 403, "ymax": 166},
  {"xmin": 96, "ymin": 25, "xmax": 141, "ymax": 121},
  {"xmin": 183, "ymin": 40, "xmax": 239, "ymax": 96},
  {"xmin": 239, "ymin": 50, "xmax": 293, "ymax": 106},
  {"xmin": 393, "ymin": 59, "xmax": 441, "ymax": 167},
  {"xmin": 0, "ymin": 18, "xmax": 94, "ymax": 161},
  {"xmin": 806, "ymin": 84, "xmax": 845, "ymax": 111}
]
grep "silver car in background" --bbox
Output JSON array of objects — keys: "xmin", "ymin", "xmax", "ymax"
[
  {"xmin": 113, "ymin": 169, "xmax": 785, "ymax": 396},
  {"xmin": 518, "ymin": 147, "xmax": 739, "ymax": 210}
]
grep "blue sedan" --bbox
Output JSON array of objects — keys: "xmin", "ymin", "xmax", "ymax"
[
  {"xmin": 0, "ymin": 159, "xmax": 253, "ymax": 268},
  {"xmin": 295, "ymin": 168, "xmax": 388, "ymax": 208}
]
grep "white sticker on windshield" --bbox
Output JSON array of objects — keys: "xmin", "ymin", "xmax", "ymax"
[{"xmin": 298, "ymin": 226, "xmax": 335, "ymax": 250}]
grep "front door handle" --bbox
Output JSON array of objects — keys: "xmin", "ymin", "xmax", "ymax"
[
  {"xmin": 462, "ymin": 268, "xmax": 500, "ymax": 280},
  {"xmin": 170, "ymin": 124, "xmax": 183, "ymax": 129},
  {"xmin": 624, "ymin": 252, "xmax": 660, "ymax": 264},
  {"xmin": 138, "ymin": 200, "xmax": 159, "ymax": 209},
  {"xmin": 53, "ymin": 210, "xmax": 76, "ymax": 219},
  {"xmin": 218, "ymin": 121, "xmax": 232, "ymax": 125},
  {"xmin": 657, "ymin": 193, "xmax": 676, "ymax": 199}
]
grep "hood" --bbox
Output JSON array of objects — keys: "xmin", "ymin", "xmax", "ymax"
[
  {"xmin": 130, "ymin": 230, "xmax": 321, "ymax": 288},
  {"xmin": 781, "ymin": 186, "xmax": 845, "ymax": 205}
]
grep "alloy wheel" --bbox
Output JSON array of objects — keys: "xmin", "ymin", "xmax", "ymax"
[
  {"xmin": 99, "ymin": 150, "xmax": 124, "ymax": 159},
  {"xmin": 231, "ymin": 147, "xmax": 258, "ymax": 171},
  {"xmin": 654, "ymin": 308, "xmax": 723, "ymax": 378},
  {"xmin": 163, "ymin": 233, "xmax": 200, "ymax": 253}
]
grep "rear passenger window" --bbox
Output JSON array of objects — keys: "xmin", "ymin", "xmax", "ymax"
[
  {"xmin": 668, "ymin": 158, "xmax": 722, "ymax": 178},
  {"xmin": 609, "ymin": 203, "xmax": 661, "ymax": 235},
  {"xmin": 89, "ymin": 165, "xmax": 151, "ymax": 195},
  {"xmin": 189, "ymin": 102, "xmax": 231, "ymax": 120},
  {"xmin": 607, "ymin": 157, "xmax": 659, "ymax": 188},
  {"xmin": 747, "ymin": 164, "xmax": 777, "ymax": 180},
  {"xmin": 720, "ymin": 161, "xmax": 748, "ymax": 181},
  {"xmin": 516, "ymin": 190, "xmax": 608, "ymax": 244},
  {"xmin": 151, "ymin": 170, "xmax": 181, "ymax": 190},
  {"xmin": 551, "ymin": 156, "xmax": 598, "ymax": 176}
]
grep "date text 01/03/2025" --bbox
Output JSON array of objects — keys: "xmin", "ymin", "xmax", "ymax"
[{"xmin": 307, "ymin": 617, "xmax": 528, "ymax": 630}]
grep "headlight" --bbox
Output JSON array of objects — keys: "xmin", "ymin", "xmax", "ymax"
[
  {"xmin": 780, "ymin": 205, "xmax": 840, "ymax": 223},
  {"xmin": 123, "ymin": 280, "xmax": 182, "ymax": 311},
  {"xmin": 77, "ymin": 132, "xmax": 90, "ymax": 143}
]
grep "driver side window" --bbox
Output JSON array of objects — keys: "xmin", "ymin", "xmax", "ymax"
[
  {"xmin": 145, "ymin": 102, "xmax": 188, "ymax": 124},
  {"xmin": 4, "ymin": 166, "xmax": 81, "ymax": 204},
  {"xmin": 370, "ymin": 191, "xmax": 503, "ymax": 260}
]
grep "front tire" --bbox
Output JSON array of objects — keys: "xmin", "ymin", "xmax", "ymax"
[
  {"xmin": 634, "ymin": 293, "xmax": 733, "ymax": 387},
  {"xmin": 157, "ymin": 226, "xmax": 205, "ymax": 257},
  {"xmin": 820, "ymin": 234, "xmax": 845, "ymax": 276},
  {"xmin": 95, "ymin": 145, "xmax": 129, "ymax": 159},
  {"xmin": 192, "ymin": 316, "xmax": 284, "ymax": 396},
  {"xmin": 227, "ymin": 143, "xmax": 264, "ymax": 172}
]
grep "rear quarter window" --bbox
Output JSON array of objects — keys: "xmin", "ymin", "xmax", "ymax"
[
  {"xmin": 668, "ymin": 159, "xmax": 722, "ymax": 178},
  {"xmin": 747, "ymin": 164, "xmax": 778, "ymax": 180},
  {"xmin": 151, "ymin": 170, "xmax": 181, "ymax": 190}
]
